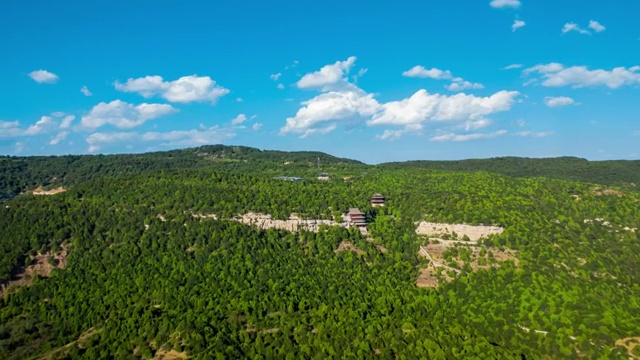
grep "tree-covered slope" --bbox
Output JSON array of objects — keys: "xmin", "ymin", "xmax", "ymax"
[
  {"xmin": 379, "ymin": 156, "xmax": 640, "ymax": 188},
  {"xmin": 1, "ymin": 167, "xmax": 639, "ymax": 359},
  {"xmin": 0, "ymin": 145, "xmax": 363, "ymax": 198}
]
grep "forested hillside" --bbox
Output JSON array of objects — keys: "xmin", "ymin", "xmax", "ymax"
[
  {"xmin": 0, "ymin": 145, "xmax": 362, "ymax": 199},
  {"xmin": 380, "ymin": 156, "xmax": 640, "ymax": 188},
  {"xmin": 1, "ymin": 151, "xmax": 639, "ymax": 359}
]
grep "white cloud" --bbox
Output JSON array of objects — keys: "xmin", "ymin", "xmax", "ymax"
[
  {"xmin": 430, "ymin": 130, "xmax": 508, "ymax": 142},
  {"xmin": 299, "ymin": 124, "xmax": 337, "ymax": 138},
  {"xmin": 402, "ymin": 66, "xmax": 453, "ymax": 79},
  {"xmin": 231, "ymin": 114, "xmax": 248, "ymax": 125},
  {"xmin": 368, "ymin": 90, "xmax": 520, "ymax": 129},
  {"xmin": 60, "ymin": 115, "xmax": 75, "ymax": 129},
  {"xmin": 515, "ymin": 131, "xmax": 554, "ymax": 138},
  {"xmin": 86, "ymin": 126, "xmax": 235, "ymax": 152},
  {"xmin": 562, "ymin": 23, "xmax": 590, "ymax": 35},
  {"xmin": 81, "ymin": 100, "xmax": 176, "ymax": 129},
  {"xmin": 353, "ymin": 68, "xmax": 368, "ymax": 83},
  {"xmin": 24, "ymin": 116, "xmax": 57, "ymax": 135},
  {"xmin": 0, "ymin": 121, "xmax": 22, "ymax": 138},
  {"xmin": 588, "ymin": 20, "xmax": 606, "ymax": 33},
  {"xmin": 503, "ymin": 64, "xmax": 523, "ymax": 70},
  {"xmin": 514, "ymin": 119, "xmax": 526, "ymax": 127},
  {"xmin": 523, "ymin": 63, "xmax": 640, "ymax": 88},
  {"xmin": 490, "ymin": 0, "xmax": 521, "ymax": 8},
  {"xmin": 252, "ymin": 123, "xmax": 263, "ymax": 131},
  {"xmin": 446, "ymin": 80, "xmax": 484, "ymax": 91},
  {"xmin": 461, "ymin": 119, "xmax": 494, "ymax": 131},
  {"xmin": 280, "ymin": 88, "xmax": 380, "ymax": 137},
  {"xmin": 86, "ymin": 132, "xmax": 137, "ymax": 152},
  {"xmin": 404, "ymin": 66, "xmax": 483, "ymax": 92},
  {"xmin": 49, "ymin": 131, "xmax": 69, "ymax": 145},
  {"xmin": 141, "ymin": 126, "xmax": 235, "ymax": 147},
  {"xmin": 544, "ymin": 96, "xmax": 578, "ymax": 107},
  {"xmin": 376, "ymin": 129, "xmax": 408, "ymax": 141},
  {"xmin": 80, "ymin": 86, "xmax": 92, "ymax": 96},
  {"xmin": 29, "ymin": 70, "xmax": 59, "ymax": 84},
  {"xmin": 277, "ymin": 83, "xmax": 285, "ymax": 89},
  {"xmin": 236, "ymin": 97, "xmax": 244, "ymax": 102},
  {"xmin": 270, "ymin": 73, "xmax": 282, "ymax": 81},
  {"xmin": 512, "ymin": 19, "xmax": 526, "ymax": 32},
  {"xmin": 297, "ymin": 56, "xmax": 357, "ymax": 90},
  {"xmin": 51, "ymin": 111, "xmax": 66, "ymax": 117},
  {"xmin": 115, "ymin": 75, "xmax": 229, "ymax": 103}
]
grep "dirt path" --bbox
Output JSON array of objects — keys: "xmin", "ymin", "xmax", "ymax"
[
  {"xmin": 616, "ymin": 337, "xmax": 640, "ymax": 359},
  {"xmin": 419, "ymin": 246, "xmax": 461, "ymax": 274},
  {"xmin": 37, "ymin": 327, "xmax": 100, "ymax": 360}
]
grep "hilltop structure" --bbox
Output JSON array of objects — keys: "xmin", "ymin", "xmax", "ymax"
[{"xmin": 371, "ymin": 194, "xmax": 385, "ymax": 207}]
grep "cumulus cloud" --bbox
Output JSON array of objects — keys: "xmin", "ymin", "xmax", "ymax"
[
  {"xmin": 515, "ymin": 131, "xmax": 554, "ymax": 138},
  {"xmin": 588, "ymin": 20, "xmax": 606, "ymax": 33},
  {"xmin": 49, "ymin": 131, "xmax": 69, "ymax": 145},
  {"xmin": 403, "ymin": 66, "xmax": 483, "ymax": 91},
  {"xmin": 231, "ymin": 114, "xmax": 248, "ymax": 125},
  {"xmin": 277, "ymin": 83, "xmax": 285, "ymax": 89},
  {"xmin": 280, "ymin": 88, "xmax": 380, "ymax": 137},
  {"xmin": 297, "ymin": 56, "xmax": 357, "ymax": 90},
  {"xmin": 115, "ymin": 75, "xmax": 229, "ymax": 103},
  {"xmin": 270, "ymin": 73, "xmax": 282, "ymax": 81},
  {"xmin": 81, "ymin": 100, "xmax": 176, "ymax": 129},
  {"xmin": 59, "ymin": 115, "xmax": 75, "ymax": 129},
  {"xmin": 29, "ymin": 70, "xmax": 59, "ymax": 84},
  {"xmin": 252, "ymin": 123, "xmax": 263, "ymax": 131},
  {"xmin": 24, "ymin": 116, "xmax": 58, "ymax": 135},
  {"xmin": 430, "ymin": 130, "xmax": 508, "ymax": 142},
  {"xmin": 285, "ymin": 57, "xmax": 519, "ymax": 139},
  {"xmin": 446, "ymin": 79, "xmax": 484, "ymax": 91},
  {"xmin": 368, "ymin": 90, "xmax": 520, "ymax": 128},
  {"xmin": 402, "ymin": 66, "xmax": 453, "ymax": 79},
  {"xmin": 80, "ymin": 86, "xmax": 92, "ymax": 96},
  {"xmin": 490, "ymin": 0, "xmax": 521, "ymax": 8},
  {"xmin": 503, "ymin": 64, "xmax": 523, "ymax": 70},
  {"xmin": 562, "ymin": 23, "xmax": 590, "ymax": 35},
  {"xmin": 512, "ymin": 19, "xmax": 526, "ymax": 32},
  {"xmin": 523, "ymin": 63, "xmax": 640, "ymax": 88},
  {"xmin": 544, "ymin": 96, "xmax": 578, "ymax": 107}
]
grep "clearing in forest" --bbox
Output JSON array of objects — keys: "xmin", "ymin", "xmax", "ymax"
[
  {"xmin": 335, "ymin": 241, "xmax": 365, "ymax": 255},
  {"xmin": 0, "ymin": 245, "xmax": 68, "ymax": 298},
  {"xmin": 592, "ymin": 187, "xmax": 624, "ymax": 197},
  {"xmin": 415, "ymin": 221, "xmax": 504, "ymax": 241},
  {"xmin": 32, "ymin": 186, "xmax": 66, "ymax": 195},
  {"xmin": 615, "ymin": 337, "xmax": 640, "ymax": 359},
  {"xmin": 152, "ymin": 349, "xmax": 188, "ymax": 360}
]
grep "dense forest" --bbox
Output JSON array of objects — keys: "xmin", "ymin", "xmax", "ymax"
[{"xmin": 1, "ymin": 146, "xmax": 639, "ymax": 359}]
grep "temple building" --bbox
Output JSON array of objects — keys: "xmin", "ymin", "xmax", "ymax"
[{"xmin": 370, "ymin": 194, "xmax": 385, "ymax": 207}]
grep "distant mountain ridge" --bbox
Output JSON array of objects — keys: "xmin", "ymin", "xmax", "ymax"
[
  {"xmin": 378, "ymin": 156, "xmax": 640, "ymax": 188},
  {"xmin": 1, "ymin": 145, "xmax": 638, "ymax": 198}
]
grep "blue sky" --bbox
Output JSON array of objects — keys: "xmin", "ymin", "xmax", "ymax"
[{"xmin": 1, "ymin": 0, "xmax": 639, "ymax": 163}]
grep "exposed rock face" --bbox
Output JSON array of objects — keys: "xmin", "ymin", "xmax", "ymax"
[
  {"xmin": 233, "ymin": 212, "xmax": 351, "ymax": 232},
  {"xmin": 32, "ymin": 186, "xmax": 66, "ymax": 195},
  {"xmin": 415, "ymin": 221, "xmax": 504, "ymax": 242}
]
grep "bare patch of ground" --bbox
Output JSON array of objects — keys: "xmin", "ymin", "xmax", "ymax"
[
  {"xmin": 192, "ymin": 213, "xmax": 218, "ymax": 220},
  {"xmin": 335, "ymin": 241, "xmax": 365, "ymax": 256},
  {"xmin": 415, "ymin": 221, "xmax": 504, "ymax": 241},
  {"xmin": 615, "ymin": 337, "xmax": 640, "ymax": 359},
  {"xmin": 38, "ymin": 327, "xmax": 100, "ymax": 360},
  {"xmin": 232, "ymin": 212, "xmax": 353, "ymax": 233},
  {"xmin": 152, "ymin": 349, "xmax": 188, "ymax": 360},
  {"xmin": 32, "ymin": 186, "xmax": 66, "ymax": 196},
  {"xmin": 1, "ymin": 245, "xmax": 69, "ymax": 298},
  {"xmin": 592, "ymin": 187, "xmax": 624, "ymax": 197}
]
